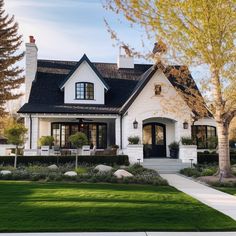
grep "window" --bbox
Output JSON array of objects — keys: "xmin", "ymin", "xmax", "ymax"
[
  {"xmin": 192, "ymin": 125, "xmax": 217, "ymax": 149},
  {"xmin": 75, "ymin": 82, "xmax": 94, "ymax": 100},
  {"xmin": 51, "ymin": 122, "xmax": 107, "ymax": 149}
]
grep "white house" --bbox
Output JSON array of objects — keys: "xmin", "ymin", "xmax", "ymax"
[{"xmin": 18, "ymin": 36, "xmax": 217, "ymax": 164}]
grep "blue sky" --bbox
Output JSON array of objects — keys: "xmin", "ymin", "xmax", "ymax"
[
  {"xmin": 5, "ymin": 0, "xmax": 149, "ymax": 62},
  {"xmin": 5, "ymin": 0, "xmax": 207, "ymax": 80}
]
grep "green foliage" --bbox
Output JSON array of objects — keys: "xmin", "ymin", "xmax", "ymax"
[
  {"xmin": 4, "ymin": 123, "xmax": 27, "ymax": 146},
  {"xmin": 168, "ymin": 141, "xmax": 179, "ymax": 150},
  {"xmin": 207, "ymin": 136, "xmax": 218, "ymax": 149},
  {"xmin": 0, "ymin": 0, "xmax": 24, "ymax": 116},
  {"xmin": 68, "ymin": 132, "xmax": 88, "ymax": 149},
  {"xmin": 180, "ymin": 164, "xmax": 218, "ymax": 177},
  {"xmin": 197, "ymin": 152, "xmax": 236, "ymax": 164},
  {"xmin": 76, "ymin": 166, "xmax": 88, "ymax": 175},
  {"xmin": 128, "ymin": 136, "xmax": 140, "ymax": 144},
  {"xmin": 181, "ymin": 136, "xmax": 194, "ymax": 145},
  {"xmin": 38, "ymin": 136, "xmax": 54, "ymax": 147},
  {"xmin": 0, "ymin": 155, "xmax": 129, "ymax": 166},
  {"xmin": 0, "ymin": 181, "xmax": 235, "ymax": 231}
]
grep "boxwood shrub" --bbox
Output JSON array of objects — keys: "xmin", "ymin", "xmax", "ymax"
[
  {"xmin": 197, "ymin": 153, "xmax": 236, "ymax": 164},
  {"xmin": 0, "ymin": 155, "xmax": 129, "ymax": 166}
]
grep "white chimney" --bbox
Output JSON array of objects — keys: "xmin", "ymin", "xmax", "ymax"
[
  {"xmin": 25, "ymin": 36, "xmax": 38, "ymax": 102},
  {"xmin": 117, "ymin": 46, "xmax": 134, "ymax": 69}
]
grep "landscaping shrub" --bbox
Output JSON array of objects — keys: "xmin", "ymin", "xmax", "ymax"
[
  {"xmin": 197, "ymin": 153, "xmax": 236, "ymax": 164},
  {"xmin": 0, "ymin": 155, "xmax": 129, "ymax": 166},
  {"xmin": 0, "ymin": 163, "xmax": 168, "ymax": 186},
  {"xmin": 180, "ymin": 164, "xmax": 218, "ymax": 177}
]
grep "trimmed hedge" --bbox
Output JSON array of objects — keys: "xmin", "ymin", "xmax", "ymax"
[
  {"xmin": 0, "ymin": 155, "xmax": 129, "ymax": 166},
  {"xmin": 197, "ymin": 153, "xmax": 236, "ymax": 164}
]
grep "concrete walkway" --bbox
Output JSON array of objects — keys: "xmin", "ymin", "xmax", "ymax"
[
  {"xmin": 161, "ymin": 174, "xmax": 236, "ymax": 221},
  {"xmin": 1, "ymin": 233, "xmax": 236, "ymax": 236}
]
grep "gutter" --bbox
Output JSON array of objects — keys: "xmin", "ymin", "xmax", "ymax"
[
  {"xmin": 29, "ymin": 114, "xmax": 32, "ymax": 149},
  {"xmin": 120, "ymin": 114, "xmax": 123, "ymax": 149}
]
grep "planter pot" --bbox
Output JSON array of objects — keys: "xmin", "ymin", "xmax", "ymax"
[
  {"xmin": 170, "ymin": 149, "xmax": 179, "ymax": 159},
  {"xmin": 126, "ymin": 144, "xmax": 143, "ymax": 164}
]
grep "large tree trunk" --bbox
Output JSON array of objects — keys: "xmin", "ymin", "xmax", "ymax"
[
  {"xmin": 211, "ymin": 66, "xmax": 232, "ymax": 178},
  {"xmin": 216, "ymin": 121, "xmax": 232, "ymax": 177}
]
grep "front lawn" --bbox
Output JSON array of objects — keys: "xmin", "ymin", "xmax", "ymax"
[
  {"xmin": 216, "ymin": 187, "xmax": 236, "ymax": 196},
  {"xmin": 0, "ymin": 181, "xmax": 236, "ymax": 232}
]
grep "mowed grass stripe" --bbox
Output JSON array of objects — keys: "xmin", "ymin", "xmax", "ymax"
[{"xmin": 0, "ymin": 181, "xmax": 235, "ymax": 232}]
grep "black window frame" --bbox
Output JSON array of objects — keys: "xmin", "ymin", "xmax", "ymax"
[
  {"xmin": 191, "ymin": 125, "xmax": 217, "ymax": 149},
  {"xmin": 51, "ymin": 122, "xmax": 107, "ymax": 149},
  {"xmin": 75, "ymin": 82, "xmax": 94, "ymax": 100}
]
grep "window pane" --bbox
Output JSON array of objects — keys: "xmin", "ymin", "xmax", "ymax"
[
  {"xmin": 155, "ymin": 125, "xmax": 164, "ymax": 145},
  {"xmin": 89, "ymin": 124, "xmax": 97, "ymax": 148},
  {"xmin": 143, "ymin": 125, "xmax": 152, "ymax": 145},
  {"xmin": 98, "ymin": 124, "xmax": 107, "ymax": 149},
  {"xmin": 76, "ymin": 83, "xmax": 84, "ymax": 99},
  {"xmin": 52, "ymin": 124, "xmax": 60, "ymax": 146},
  {"xmin": 61, "ymin": 125, "xmax": 70, "ymax": 148},
  {"xmin": 85, "ymin": 83, "xmax": 94, "ymax": 99}
]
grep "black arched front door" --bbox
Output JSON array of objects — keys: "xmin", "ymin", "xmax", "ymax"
[{"xmin": 143, "ymin": 123, "xmax": 166, "ymax": 158}]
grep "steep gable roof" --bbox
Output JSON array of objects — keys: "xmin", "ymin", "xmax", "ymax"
[
  {"xmin": 59, "ymin": 54, "xmax": 110, "ymax": 90},
  {"xmin": 18, "ymin": 57, "xmax": 209, "ymax": 117}
]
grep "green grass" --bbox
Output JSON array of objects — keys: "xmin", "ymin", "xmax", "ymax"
[
  {"xmin": 216, "ymin": 187, "xmax": 236, "ymax": 196},
  {"xmin": 0, "ymin": 181, "xmax": 236, "ymax": 232}
]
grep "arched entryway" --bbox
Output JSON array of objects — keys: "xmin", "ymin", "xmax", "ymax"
[{"xmin": 143, "ymin": 123, "xmax": 166, "ymax": 158}]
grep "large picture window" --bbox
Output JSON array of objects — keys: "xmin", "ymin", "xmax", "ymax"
[
  {"xmin": 75, "ymin": 82, "xmax": 94, "ymax": 100},
  {"xmin": 51, "ymin": 122, "xmax": 107, "ymax": 149},
  {"xmin": 192, "ymin": 125, "xmax": 217, "ymax": 149}
]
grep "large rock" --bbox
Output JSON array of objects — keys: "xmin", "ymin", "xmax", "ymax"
[
  {"xmin": 113, "ymin": 169, "xmax": 133, "ymax": 179},
  {"xmin": 0, "ymin": 170, "xmax": 12, "ymax": 175},
  {"xmin": 94, "ymin": 164, "xmax": 112, "ymax": 172},
  {"xmin": 64, "ymin": 171, "xmax": 77, "ymax": 177},
  {"xmin": 48, "ymin": 164, "xmax": 58, "ymax": 170}
]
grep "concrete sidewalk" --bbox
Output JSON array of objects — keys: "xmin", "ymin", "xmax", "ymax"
[
  {"xmin": 1, "ymin": 233, "xmax": 236, "ymax": 236},
  {"xmin": 161, "ymin": 174, "xmax": 236, "ymax": 221}
]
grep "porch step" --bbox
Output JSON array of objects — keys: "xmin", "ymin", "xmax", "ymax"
[{"xmin": 142, "ymin": 158, "xmax": 190, "ymax": 174}]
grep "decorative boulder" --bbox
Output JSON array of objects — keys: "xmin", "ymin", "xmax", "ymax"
[
  {"xmin": 64, "ymin": 171, "xmax": 77, "ymax": 177},
  {"xmin": 0, "ymin": 170, "xmax": 12, "ymax": 175},
  {"xmin": 94, "ymin": 164, "xmax": 112, "ymax": 172},
  {"xmin": 113, "ymin": 169, "xmax": 133, "ymax": 179},
  {"xmin": 48, "ymin": 164, "xmax": 58, "ymax": 170}
]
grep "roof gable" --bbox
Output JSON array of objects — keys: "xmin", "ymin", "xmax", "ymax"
[{"xmin": 59, "ymin": 54, "xmax": 109, "ymax": 90}]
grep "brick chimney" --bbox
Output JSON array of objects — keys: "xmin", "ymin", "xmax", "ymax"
[
  {"xmin": 117, "ymin": 46, "xmax": 134, "ymax": 69},
  {"xmin": 25, "ymin": 36, "xmax": 38, "ymax": 102}
]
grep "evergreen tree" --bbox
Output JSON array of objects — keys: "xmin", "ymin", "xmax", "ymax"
[{"xmin": 0, "ymin": 0, "xmax": 24, "ymax": 116}]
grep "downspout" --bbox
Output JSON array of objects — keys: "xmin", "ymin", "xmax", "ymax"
[
  {"xmin": 29, "ymin": 114, "xmax": 32, "ymax": 149},
  {"xmin": 120, "ymin": 114, "xmax": 123, "ymax": 149}
]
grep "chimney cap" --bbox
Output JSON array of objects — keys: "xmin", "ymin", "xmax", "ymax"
[{"xmin": 29, "ymin": 35, "xmax": 36, "ymax": 43}]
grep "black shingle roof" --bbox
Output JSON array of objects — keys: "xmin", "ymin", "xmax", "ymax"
[{"xmin": 18, "ymin": 57, "xmax": 209, "ymax": 116}]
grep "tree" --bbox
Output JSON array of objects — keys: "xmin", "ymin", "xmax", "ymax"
[
  {"xmin": 105, "ymin": 0, "xmax": 236, "ymax": 177},
  {"xmin": 4, "ymin": 123, "xmax": 27, "ymax": 168},
  {"xmin": 69, "ymin": 132, "xmax": 88, "ymax": 169},
  {"xmin": 0, "ymin": 0, "xmax": 24, "ymax": 117},
  {"xmin": 38, "ymin": 136, "xmax": 54, "ymax": 148}
]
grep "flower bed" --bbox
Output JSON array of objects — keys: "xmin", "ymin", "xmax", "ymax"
[{"xmin": 0, "ymin": 163, "xmax": 168, "ymax": 186}]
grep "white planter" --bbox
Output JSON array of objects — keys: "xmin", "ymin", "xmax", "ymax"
[
  {"xmin": 126, "ymin": 144, "xmax": 143, "ymax": 164},
  {"xmin": 23, "ymin": 149, "xmax": 38, "ymax": 156},
  {"xmin": 179, "ymin": 145, "xmax": 197, "ymax": 164},
  {"xmin": 40, "ymin": 146, "xmax": 50, "ymax": 156}
]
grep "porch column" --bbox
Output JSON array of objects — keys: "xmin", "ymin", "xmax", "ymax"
[
  {"xmin": 115, "ymin": 116, "xmax": 121, "ymax": 147},
  {"xmin": 24, "ymin": 116, "xmax": 31, "ymax": 149},
  {"xmin": 31, "ymin": 117, "xmax": 39, "ymax": 149}
]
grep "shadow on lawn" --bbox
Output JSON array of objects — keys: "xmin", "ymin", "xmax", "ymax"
[{"xmin": 0, "ymin": 181, "xmax": 236, "ymax": 232}]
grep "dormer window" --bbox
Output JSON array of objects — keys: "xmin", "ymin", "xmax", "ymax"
[{"xmin": 75, "ymin": 82, "xmax": 94, "ymax": 100}]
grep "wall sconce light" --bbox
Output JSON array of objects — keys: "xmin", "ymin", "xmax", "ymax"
[
  {"xmin": 183, "ymin": 121, "xmax": 189, "ymax": 129},
  {"xmin": 133, "ymin": 119, "xmax": 138, "ymax": 129}
]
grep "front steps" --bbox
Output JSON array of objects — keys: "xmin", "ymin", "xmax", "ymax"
[{"xmin": 142, "ymin": 158, "xmax": 191, "ymax": 174}]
